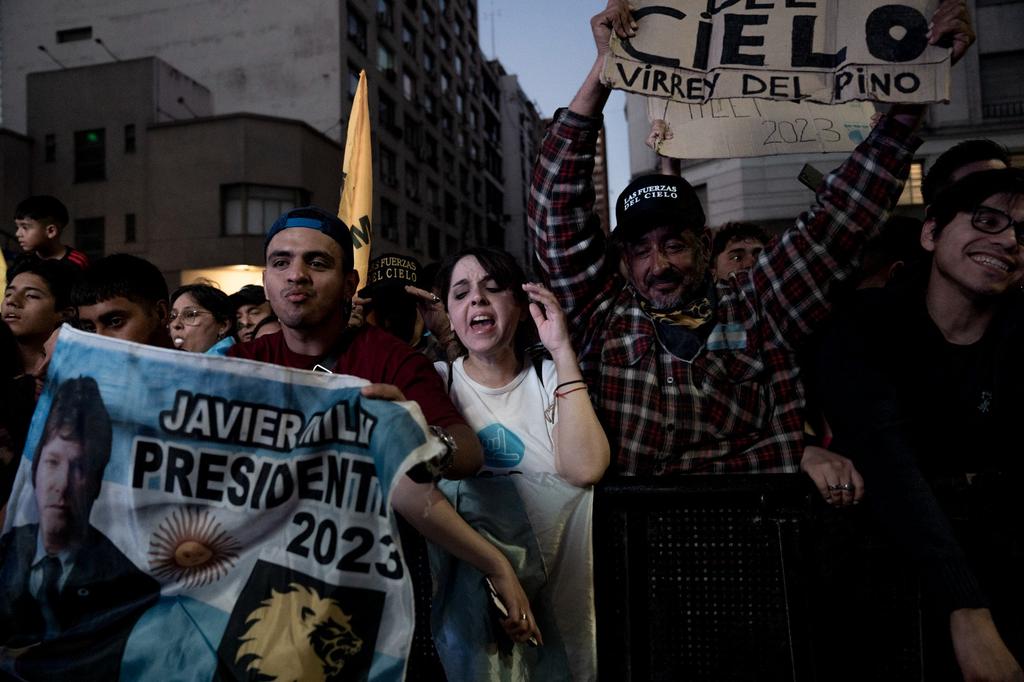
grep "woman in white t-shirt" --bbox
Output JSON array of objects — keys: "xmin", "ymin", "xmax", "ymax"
[{"xmin": 423, "ymin": 246, "xmax": 609, "ymax": 681}]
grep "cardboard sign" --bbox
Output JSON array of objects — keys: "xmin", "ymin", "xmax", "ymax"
[
  {"xmin": 0, "ymin": 327, "xmax": 439, "ymax": 681},
  {"xmin": 605, "ymin": 0, "xmax": 950, "ymax": 104},
  {"xmin": 649, "ymin": 96, "xmax": 875, "ymax": 157}
]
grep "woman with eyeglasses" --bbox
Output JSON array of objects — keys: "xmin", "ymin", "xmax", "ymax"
[{"xmin": 168, "ymin": 284, "xmax": 235, "ymax": 355}]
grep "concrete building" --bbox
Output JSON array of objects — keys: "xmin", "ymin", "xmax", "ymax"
[
  {"xmin": 623, "ymin": 0, "xmax": 1024, "ymax": 231},
  {"xmin": 489, "ymin": 64, "xmax": 542, "ymax": 270},
  {"xmin": 23, "ymin": 57, "xmax": 342, "ymax": 285},
  {"xmin": 0, "ymin": 0, "xmax": 541, "ymax": 270},
  {"xmin": 0, "ymin": 130, "xmax": 32, "ymax": 255}
]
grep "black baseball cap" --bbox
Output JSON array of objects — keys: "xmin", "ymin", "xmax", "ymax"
[
  {"xmin": 614, "ymin": 173, "xmax": 706, "ymax": 241},
  {"xmin": 359, "ymin": 253, "xmax": 421, "ymax": 298},
  {"xmin": 264, "ymin": 206, "xmax": 353, "ymax": 270}
]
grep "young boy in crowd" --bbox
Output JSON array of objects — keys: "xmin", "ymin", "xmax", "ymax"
[
  {"xmin": 71, "ymin": 254, "xmax": 172, "ymax": 347},
  {"xmin": 3, "ymin": 259, "xmax": 79, "ymax": 375},
  {"xmin": 13, "ymin": 196, "xmax": 89, "ymax": 270},
  {"xmin": 228, "ymin": 284, "xmax": 273, "ymax": 343}
]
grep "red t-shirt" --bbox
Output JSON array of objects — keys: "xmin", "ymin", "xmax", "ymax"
[
  {"xmin": 62, "ymin": 246, "xmax": 90, "ymax": 270},
  {"xmin": 228, "ymin": 324, "xmax": 464, "ymax": 429}
]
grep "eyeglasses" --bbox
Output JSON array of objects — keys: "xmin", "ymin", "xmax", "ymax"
[
  {"xmin": 971, "ymin": 206, "xmax": 1024, "ymax": 246},
  {"xmin": 168, "ymin": 308, "xmax": 211, "ymax": 326}
]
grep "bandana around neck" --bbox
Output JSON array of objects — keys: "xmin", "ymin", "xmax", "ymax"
[{"xmin": 639, "ymin": 295, "xmax": 713, "ymax": 329}]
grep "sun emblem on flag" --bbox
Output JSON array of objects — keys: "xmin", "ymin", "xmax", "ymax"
[{"xmin": 148, "ymin": 506, "xmax": 241, "ymax": 587}]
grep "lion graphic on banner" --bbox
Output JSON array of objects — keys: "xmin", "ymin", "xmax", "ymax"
[{"xmin": 236, "ymin": 582, "xmax": 364, "ymax": 681}]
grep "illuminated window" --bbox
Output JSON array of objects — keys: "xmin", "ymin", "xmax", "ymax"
[{"xmin": 897, "ymin": 161, "xmax": 924, "ymax": 206}]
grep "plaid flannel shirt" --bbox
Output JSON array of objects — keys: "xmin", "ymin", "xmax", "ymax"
[{"xmin": 528, "ymin": 108, "xmax": 920, "ymax": 476}]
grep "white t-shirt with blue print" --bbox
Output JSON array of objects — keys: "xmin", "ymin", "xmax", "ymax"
[{"xmin": 435, "ymin": 356, "xmax": 558, "ymax": 475}]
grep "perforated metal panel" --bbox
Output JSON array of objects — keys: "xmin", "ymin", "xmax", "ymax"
[{"xmin": 594, "ymin": 475, "xmax": 923, "ymax": 681}]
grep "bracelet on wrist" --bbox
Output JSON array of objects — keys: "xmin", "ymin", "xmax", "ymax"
[{"xmin": 554, "ymin": 379, "xmax": 586, "ymax": 393}]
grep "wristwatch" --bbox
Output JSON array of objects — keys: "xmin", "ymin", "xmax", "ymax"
[{"xmin": 427, "ymin": 425, "xmax": 457, "ymax": 478}]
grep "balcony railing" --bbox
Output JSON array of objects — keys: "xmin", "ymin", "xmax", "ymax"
[{"xmin": 983, "ymin": 99, "xmax": 1024, "ymax": 119}]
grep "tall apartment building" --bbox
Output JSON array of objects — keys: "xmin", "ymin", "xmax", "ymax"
[
  {"xmin": 0, "ymin": 0, "xmax": 540, "ymax": 280},
  {"xmin": 624, "ymin": 0, "xmax": 1024, "ymax": 230}
]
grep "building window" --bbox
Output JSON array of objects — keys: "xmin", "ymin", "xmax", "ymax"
[
  {"xmin": 404, "ymin": 113, "xmax": 422, "ymax": 148},
  {"xmin": 981, "ymin": 51, "xmax": 1024, "ymax": 120},
  {"xmin": 379, "ymin": 92, "xmax": 396, "ymax": 130},
  {"xmin": 402, "ymin": 21, "xmax": 416, "ymax": 54},
  {"xmin": 377, "ymin": 43, "xmax": 395, "ymax": 75},
  {"xmin": 405, "ymin": 163, "xmax": 420, "ymax": 200},
  {"xmin": 455, "ymin": 92, "xmax": 464, "ymax": 115},
  {"xmin": 380, "ymin": 146, "xmax": 398, "ymax": 186},
  {"xmin": 377, "ymin": 0, "xmax": 394, "ymax": 28},
  {"xmin": 423, "ymin": 49, "xmax": 435, "ymax": 74},
  {"xmin": 402, "ymin": 72, "xmax": 416, "ymax": 102},
  {"xmin": 439, "ymin": 31, "xmax": 449, "ymax": 54},
  {"xmin": 347, "ymin": 5, "xmax": 367, "ymax": 53},
  {"xmin": 380, "ymin": 198, "xmax": 399, "ymax": 241},
  {"xmin": 440, "ymin": 72, "xmax": 450, "ymax": 94},
  {"xmin": 222, "ymin": 184, "xmax": 305, "ymax": 235},
  {"xmin": 423, "ymin": 91, "xmax": 435, "ymax": 116},
  {"xmin": 74, "ymin": 128, "xmax": 106, "ymax": 183},
  {"xmin": 454, "ymin": 53, "xmax": 463, "ymax": 76},
  {"xmin": 428, "ymin": 225, "xmax": 441, "ymax": 260},
  {"xmin": 454, "ymin": 16, "xmax": 463, "ymax": 37},
  {"xmin": 444, "ymin": 192, "xmax": 456, "ymax": 224},
  {"xmin": 406, "ymin": 213, "xmax": 421, "ymax": 250},
  {"xmin": 422, "ymin": 134, "xmax": 438, "ymax": 169},
  {"xmin": 56, "ymin": 26, "xmax": 92, "ymax": 43},
  {"xmin": 124, "ymin": 124, "xmax": 136, "ymax": 154},
  {"xmin": 427, "ymin": 181, "xmax": 440, "ymax": 217},
  {"xmin": 348, "ymin": 62, "xmax": 361, "ymax": 100},
  {"xmin": 421, "ymin": 6, "xmax": 435, "ymax": 33},
  {"xmin": 897, "ymin": 161, "xmax": 924, "ymax": 206},
  {"xmin": 125, "ymin": 213, "xmax": 137, "ymax": 243},
  {"xmin": 44, "ymin": 134, "xmax": 56, "ymax": 163},
  {"xmin": 74, "ymin": 217, "xmax": 105, "ymax": 261}
]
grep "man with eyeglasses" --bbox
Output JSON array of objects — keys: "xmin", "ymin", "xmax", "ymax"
[{"xmin": 811, "ymin": 168, "xmax": 1024, "ymax": 679}]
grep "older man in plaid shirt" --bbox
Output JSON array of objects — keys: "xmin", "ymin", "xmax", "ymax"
[{"xmin": 529, "ymin": 1, "xmax": 975, "ymax": 476}]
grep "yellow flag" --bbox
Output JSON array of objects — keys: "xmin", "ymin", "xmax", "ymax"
[
  {"xmin": 0, "ymin": 249, "xmax": 6, "ymax": 301},
  {"xmin": 338, "ymin": 70, "xmax": 373, "ymax": 289}
]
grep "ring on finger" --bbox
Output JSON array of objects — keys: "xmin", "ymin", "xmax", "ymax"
[{"xmin": 520, "ymin": 612, "xmax": 528, "ymax": 622}]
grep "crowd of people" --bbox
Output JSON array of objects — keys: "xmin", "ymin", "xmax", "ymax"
[{"xmin": 0, "ymin": 0, "xmax": 1021, "ymax": 679}]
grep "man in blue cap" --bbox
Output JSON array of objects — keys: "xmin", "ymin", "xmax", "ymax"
[{"xmin": 229, "ymin": 206, "xmax": 482, "ymax": 478}]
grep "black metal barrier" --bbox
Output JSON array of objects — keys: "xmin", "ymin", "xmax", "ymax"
[{"xmin": 593, "ymin": 475, "xmax": 924, "ymax": 681}]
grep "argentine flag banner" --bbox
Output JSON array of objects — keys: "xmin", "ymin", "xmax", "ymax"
[{"xmin": 0, "ymin": 326, "xmax": 439, "ymax": 681}]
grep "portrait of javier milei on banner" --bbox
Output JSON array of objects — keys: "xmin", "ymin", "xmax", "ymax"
[{"xmin": 0, "ymin": 326, "xmax": 440, "ymax": 682}]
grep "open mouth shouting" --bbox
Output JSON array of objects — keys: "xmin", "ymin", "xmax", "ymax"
[{"xmin": 469, "ymin": 313, "xmax": 496, "ymax": 331}]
